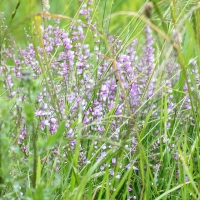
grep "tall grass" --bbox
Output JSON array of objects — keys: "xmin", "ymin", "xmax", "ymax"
[{"xmin": 0, "ymin": 0, "xmax": 200, "ymax": 199}]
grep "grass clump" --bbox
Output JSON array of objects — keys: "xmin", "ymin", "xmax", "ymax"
[{"xmin": 0, "ymin": 0, "xmax": 200, "ymax": 199}]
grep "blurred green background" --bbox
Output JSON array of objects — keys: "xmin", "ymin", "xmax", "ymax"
[{"xmin": 0, "ymin": 0, "xmax": 146, "ymax": 43}]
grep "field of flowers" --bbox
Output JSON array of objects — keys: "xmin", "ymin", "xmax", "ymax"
[{"xmin": 0, "ymin": 0, "xmax": 200, "ymax": 199}]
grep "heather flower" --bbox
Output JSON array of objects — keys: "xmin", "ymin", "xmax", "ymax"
[
  {"xmin": 1, "ymin": 3, "xmax": 196, "ymax": 198},
  {"xmin": 112, "ymin": 158, "xmax": 116, "ymax": 164}
]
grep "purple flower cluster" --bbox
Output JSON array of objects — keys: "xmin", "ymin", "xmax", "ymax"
[
  {"xmin": 1, "ymin": 1, "xmax": 197, "ymax": 197},
  {"xmin": 0, "ymin": 11, "xmax": 154, "ymax": 161}
]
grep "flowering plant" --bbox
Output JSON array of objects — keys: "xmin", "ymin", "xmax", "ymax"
[{"xmin": 0, "ymin": 1, "xmax": 199, "ymax": 199}]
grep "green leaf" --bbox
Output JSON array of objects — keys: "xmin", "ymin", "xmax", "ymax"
[
  {"xmin": 46, "ymin": 120, "xmax": 66, "ymax": 148},
  {"xmin": 24, "ymin": 103, "xmax": 35, "ymax": 122}
]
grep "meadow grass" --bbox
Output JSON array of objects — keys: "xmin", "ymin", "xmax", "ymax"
[{"xmin": 0, "ymin": 0, "xmax": 200, "ymax": 199}]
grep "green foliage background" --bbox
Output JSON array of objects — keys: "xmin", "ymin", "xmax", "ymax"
[{"xmin": 0, "ymin": 0, "xmax": 145, "ymax": 44}]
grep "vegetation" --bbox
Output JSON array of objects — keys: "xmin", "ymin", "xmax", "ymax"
[{"xmin": 0, "ymin": 0, "xmax": 200, "ymax": 199}]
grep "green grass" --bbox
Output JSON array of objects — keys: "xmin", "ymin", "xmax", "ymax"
[{"xmin": 0, "ymin": 0, "xmax": 200, "ymax": 199}]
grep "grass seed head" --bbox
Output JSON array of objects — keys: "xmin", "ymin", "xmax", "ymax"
[{"xmin": 144, "ymin": 2, "xmax": 153, "ymax": 19}]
